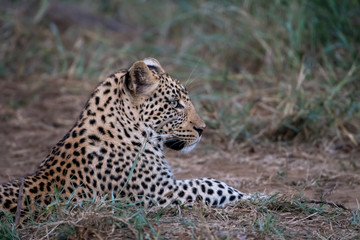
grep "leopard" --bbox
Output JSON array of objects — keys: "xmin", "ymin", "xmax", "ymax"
[{"xmin": 0, "ymin": 58, "xmax": 251, "ymax": 217}]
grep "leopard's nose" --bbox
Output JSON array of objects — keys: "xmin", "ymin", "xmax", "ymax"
[{"xmin": 193, "ymin": 126, "xmax": 206, "ymax": 136}]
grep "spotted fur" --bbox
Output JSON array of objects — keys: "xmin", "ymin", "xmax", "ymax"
[{"xmin": 0, "ymin": 58, "xmax": 250, "ymax": 216}]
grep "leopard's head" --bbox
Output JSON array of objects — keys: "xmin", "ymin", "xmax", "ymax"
[{"xmin": 126, "ymin": 58, "xmax": 206, "ymax": 152}]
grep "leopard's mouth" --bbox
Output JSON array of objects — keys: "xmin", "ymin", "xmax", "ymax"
[
  {"xmin": 164, "ymin": 138, "xmax": 186, "ymax": 151},
  {"xmin": 164, "ymin": 137, "xmax": 200, "ymax": 152}
]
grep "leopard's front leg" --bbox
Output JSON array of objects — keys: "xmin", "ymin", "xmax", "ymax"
[{"xmin": 147, "ymin": 178, "xmax": 251, "ymax": 207}]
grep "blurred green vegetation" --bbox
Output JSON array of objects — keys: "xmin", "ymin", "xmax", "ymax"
[{"xmin": 1, "ymin": 0, "xmax": 359, "ymax": 145}]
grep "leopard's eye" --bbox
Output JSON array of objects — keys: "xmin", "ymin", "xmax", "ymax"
[
  {"xmin": 169, "ymin": 99, "xmax": 184, "ymax": 109},
  {"xmin": 170, "ymin": 100, "xmax": 178, "ymax": 108}
]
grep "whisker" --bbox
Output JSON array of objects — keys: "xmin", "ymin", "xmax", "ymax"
[{"xmin": 184, "ymin": 61, "xmax": 199, "ymax": 87}]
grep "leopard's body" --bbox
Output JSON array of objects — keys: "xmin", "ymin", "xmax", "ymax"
[{"xmin": 0, "ymin": 58, "xmax": 250, "ymax": 216}]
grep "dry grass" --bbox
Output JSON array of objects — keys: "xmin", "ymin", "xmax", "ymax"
[{"xmin": 3, "ymin": 195, "xmax": 358, "ymax": 239}]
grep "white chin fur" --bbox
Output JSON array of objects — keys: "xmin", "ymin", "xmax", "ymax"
[{"xmin": 181, "ymin": 137, "xmax": 201, "ymax": 153}]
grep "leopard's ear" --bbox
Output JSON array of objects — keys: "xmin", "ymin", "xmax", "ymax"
[
  {"xmin": 127, "ymin": 60, "xmax": 159, "ymax": 96},
  {"xmin": 143, "ymin": 57, "xmax": 165, "ymax": 74}
]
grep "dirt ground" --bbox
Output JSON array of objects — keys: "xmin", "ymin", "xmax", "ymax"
[{"xmin": 0, "ymin": 75, "xmax": 359, "ymax": 211}]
